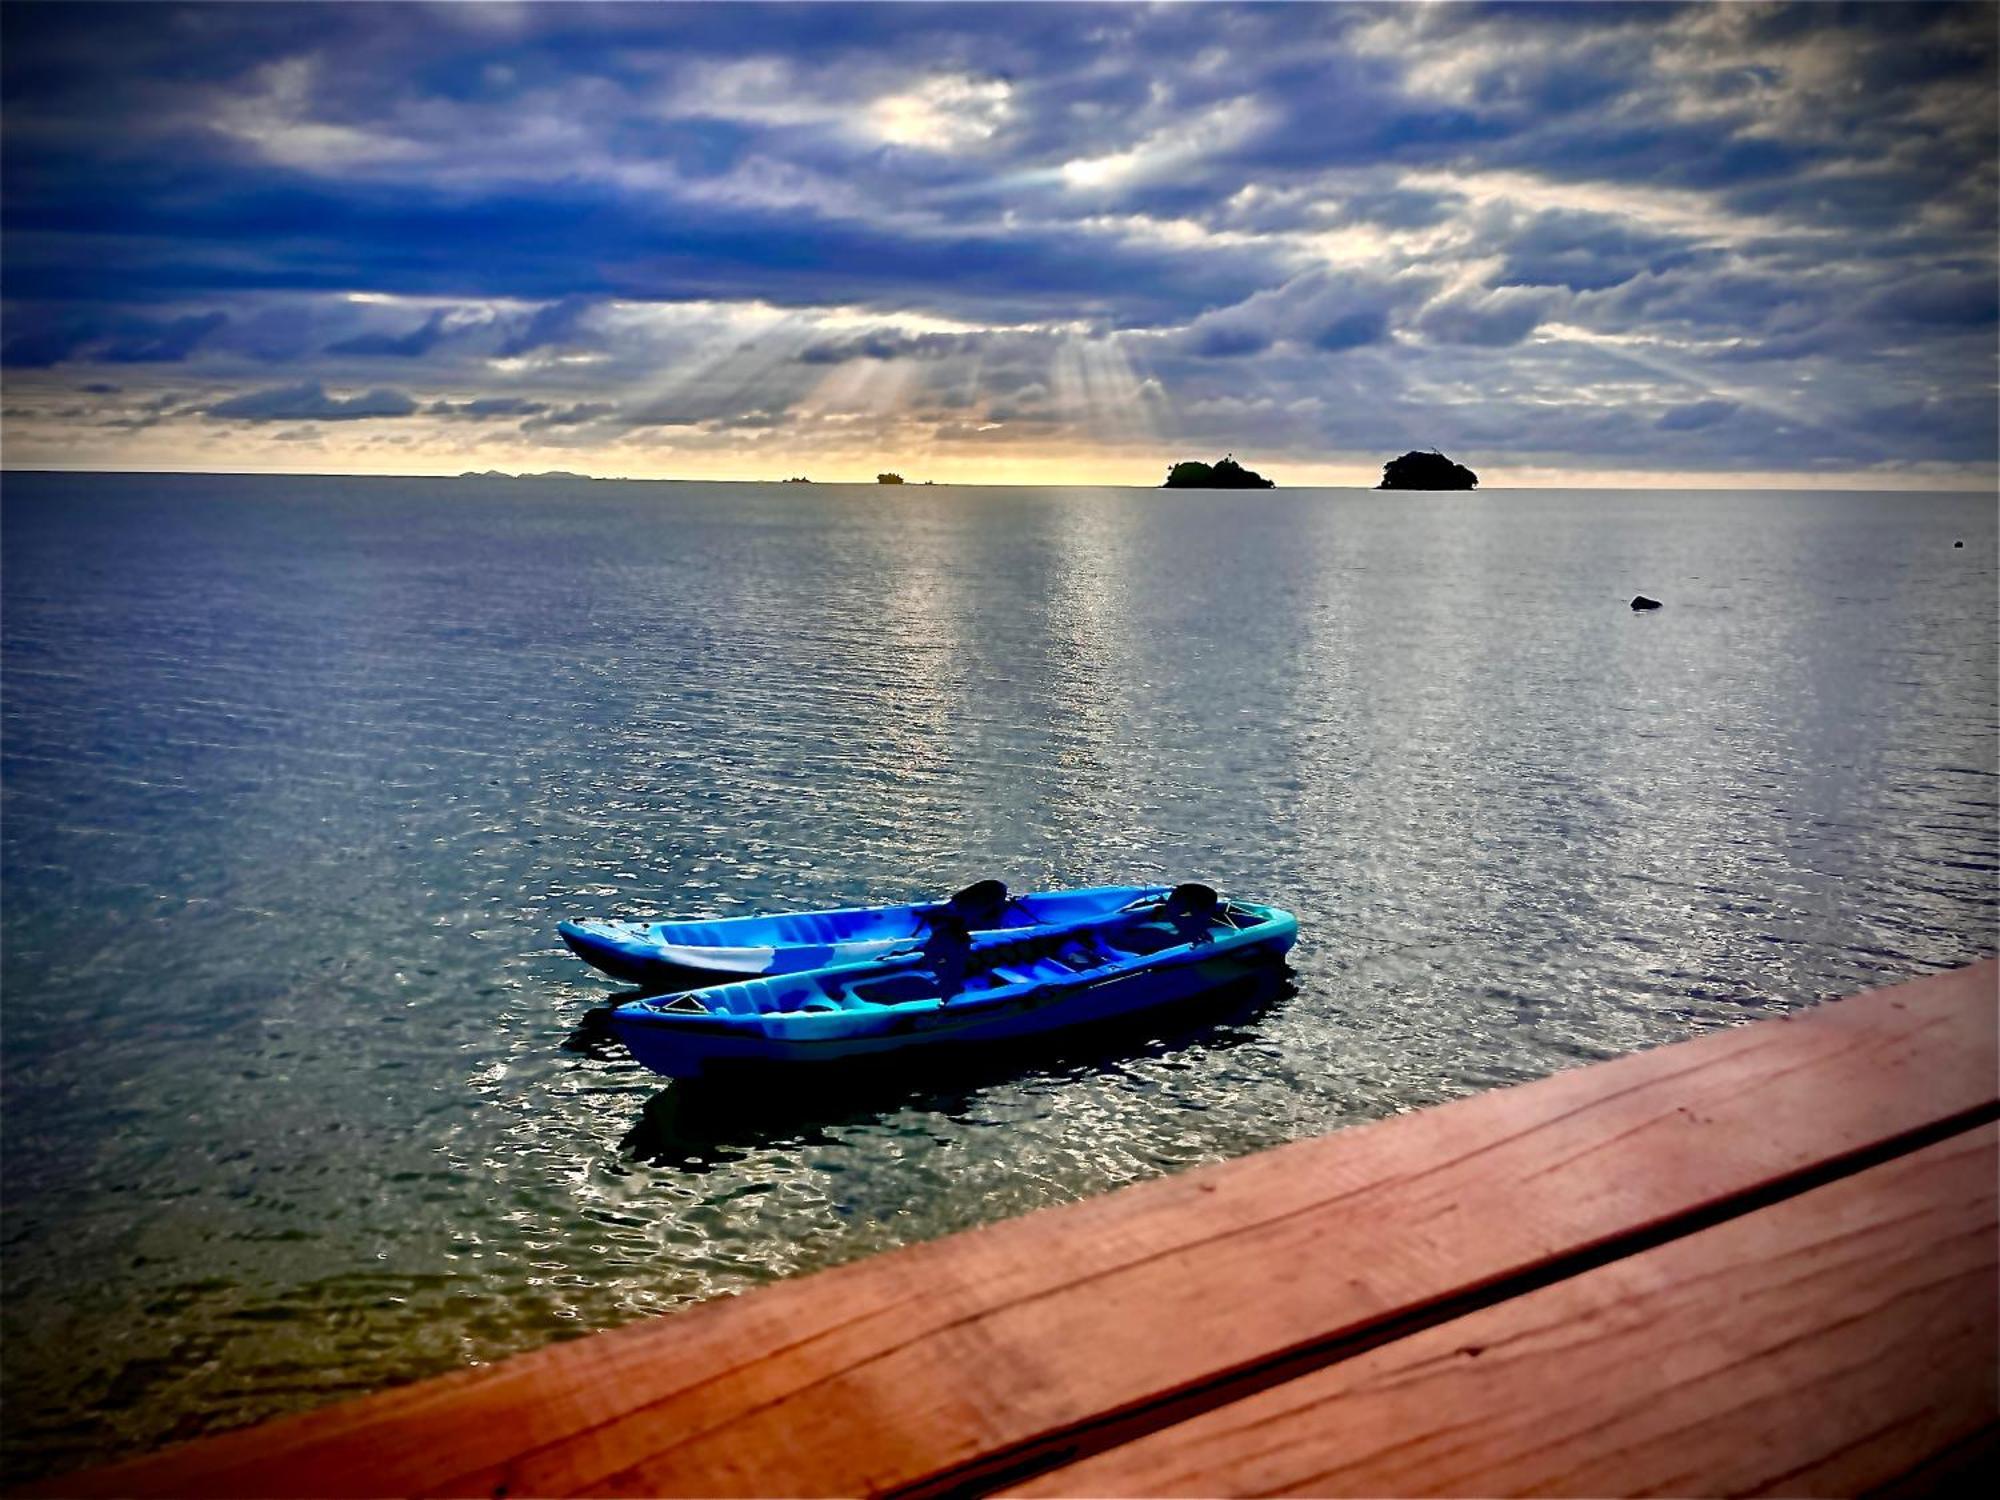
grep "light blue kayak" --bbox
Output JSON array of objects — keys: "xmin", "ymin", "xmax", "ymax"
[
  {"xmin": 608, "ymin": 888, "xmax": 1297, "ymax": 1078},
  {"xmin": 559, "ymin": 881, "xmax": 1167, "ymax": 986}
]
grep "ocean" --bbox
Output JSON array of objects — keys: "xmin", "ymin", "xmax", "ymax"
[{"xmin": 3, "ymin": 471, "xmax": 1994, "ymax": 1480}]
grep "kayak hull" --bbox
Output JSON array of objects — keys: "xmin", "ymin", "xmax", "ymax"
[
  {"xmin": 560, "ymin": 884, "xmax": 1166, "ymax": 985},
  {"xmin": 610, "ymin": 903, "xmax": 1297, "ymax": 1078}
]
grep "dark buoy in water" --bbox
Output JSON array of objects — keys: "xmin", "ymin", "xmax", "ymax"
[
  {"xmin": 1954, "ymin": 539, "xmax": 1965, "ymax": 548},
  {"xmin": 1631, "ymin": 595, "xmax": 1663, "ymax": 610}
]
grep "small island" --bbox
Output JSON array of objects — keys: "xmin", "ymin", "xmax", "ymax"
[
  {"xmin": 877, "ymin": 472, "xmax": 904, "ymax": 485},
  {"xmin": 1162, "ymin": 454, "xmax": 1275, "ymax": 489},
  {"xmin": 1379, "ymin": 450, "xmax": 1477, "ymax": 490},
  {"xmin": 457, "ymin": 469, "xmax": 596, "ymax": 481}
]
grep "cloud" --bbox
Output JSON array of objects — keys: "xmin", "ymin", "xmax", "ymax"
[
  {"xmin": 204, "ymin": 381, "xmax": 418, "ymax": 421},
  {"xmin": 620, "ymin": 390, "xmax": 799, "ymax": 431},
  {"xmin": 1416, "ymin": 285, "xmax": 1567, "ymax": 347},
  {"xmin": 521, "ymin": 401, "xmax": 614, "ymax": 432},
  {"xmin": 1492, "ymin": 208, "xmax": 1709, "ymax": 292},
  {"xmin": 869, "ymin": 75, "xmax": 1013, "ymax": 151},
  {"xmin": 0, "ymin": 0, "xmax": 1991, "ymax": 478},
  {"xmin": 101, "ymin": 311, "xmax": 230, "ymax": 363},
  {"xmin": 427, "ymin": 395, "xmax": 548, "ymax": 419},
  {"xmin": 0, "ymin": 321, "xmax": 95, "ymax": 369},
  {"xmin": 1, "ymin": 309, "xmax": 228, "ymax": 367},
  {"xmin": 1062, "ymin": 97, "xmax": 1272, "ymax": 194},
  {"xmin": 1656, "ymin": 398, "xmax": 1738, "ymax": 432},
  {"xmin": 1172, "ymin": 270, "xmax": 1413, "ymax": 359},
  {"xmin": 796, "ymin": 330, "xmax": 981, "ymax": 364},
  {"xmin": 326, "ymin": 310, "xmax": 452, "ymax": 357},
  {"xmin": 1861, "ymin": 270, "xmax": 2000, "ymax": 328},
  {"xmin": 497, "ymin": 296, "xmax": 598, "ymax": 357},
  {"xmin": 1186, "ymin": 320, "xmax": 1272, "ymax": 358}
]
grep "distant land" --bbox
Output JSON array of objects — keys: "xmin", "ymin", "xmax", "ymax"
[
  {"xmin": 1163, "ymin": 455, "xmax": 1276, "ymax": 489},
  {"xmin": 458, "ymin": 469, "xmax": 596, "ymax": 481}
]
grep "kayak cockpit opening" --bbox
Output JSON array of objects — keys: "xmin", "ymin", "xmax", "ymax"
[{"xmin": 1164, "ymin": 882, "xmax": 1222, "ymax": 946}]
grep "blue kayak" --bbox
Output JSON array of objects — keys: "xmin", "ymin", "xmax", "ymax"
[
  {"xmin": 559, "ymin": 881, "xmax": 1167, "ymax": 986},
  {"xmin": 608, "ymin": 887, "xmax": 1297, "ymax": 1078}
]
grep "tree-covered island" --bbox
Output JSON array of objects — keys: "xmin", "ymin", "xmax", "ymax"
[
  {"xmin": 1162, "ymin": 455, "xmax": 1275, "ymax": 488},
  {"xmin": 1379, "ymin": 451, "xmax": 1478, "ymax": 489}
]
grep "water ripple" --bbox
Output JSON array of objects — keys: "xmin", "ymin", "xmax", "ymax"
[{"xmin": 2, "ymin": 475, "xmax": 1994, "ymax": 1481}]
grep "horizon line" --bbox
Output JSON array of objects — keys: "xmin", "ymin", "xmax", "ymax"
[{"xmin": 2, "ymin": 465, "xmax": 1995, "ymax": 496}]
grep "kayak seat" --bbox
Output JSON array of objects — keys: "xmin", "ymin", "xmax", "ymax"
[{"xmin": 1105, "ymin": 924, "xmax": 1181, "ymax": 958}]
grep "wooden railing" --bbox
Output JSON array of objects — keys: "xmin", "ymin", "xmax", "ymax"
[{"xmin": 44, "ymin": 959, "xmax": 1997, "ymax": 1497}]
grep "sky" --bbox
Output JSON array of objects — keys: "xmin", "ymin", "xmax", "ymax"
[{"xmin": 1, "ymin": 1, "xmax": 1995, "ymax": 486}]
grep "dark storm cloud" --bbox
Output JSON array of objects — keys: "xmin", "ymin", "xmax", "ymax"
[
  {"xmin": 0, "ymin": 317, "xmax": 95, "ymax": 369},
  {"xmin": 0, "ymin": 167, "xmax": 1287, "ymax": 325},
  {"xmin": 1, "ymin": 1, "xmax": 1993, "ymax": 473},
  {"xmin": 1, "ymin": 307, "xmax": 229, "ymax": 367},
  {"xmin": 205, "ymin": 381, "xmax": 417, "ymax": 420}
]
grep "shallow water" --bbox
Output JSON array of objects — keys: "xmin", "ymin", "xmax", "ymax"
[{"xmin": 3, "ymin": 473, "xmax": 1994, "ymax": 1479}]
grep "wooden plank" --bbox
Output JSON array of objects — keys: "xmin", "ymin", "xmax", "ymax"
[
  {"xmin": 45, "ymin": 959, "xmax": 1998, "ymax": 1499},
  {"xmin": 1863, "ymin": 1424, "xmax": 2000, "ymax": 1499},
  {"xmin": 1011, "ymin": 1127, "xmax": 1998, "ymax": 1498}
]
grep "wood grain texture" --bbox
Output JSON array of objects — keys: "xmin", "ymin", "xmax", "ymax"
[
  {"xmin": 1011, "ymin": 1127, "xmax": 1998, "ymax": 1497},
  {"xmin": 44, "ymin": 959, "xmax": 1998, "ymax": 1498}
]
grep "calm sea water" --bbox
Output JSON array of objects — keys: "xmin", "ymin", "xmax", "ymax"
[{"xmin": 3, "ymin": 472, "xmax": 1995, "ymax": 1479}]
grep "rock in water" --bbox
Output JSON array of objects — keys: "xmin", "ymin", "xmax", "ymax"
[{"xmin": 1631, "ymin": 595, "xmax": 1663, "ymax": 611}]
